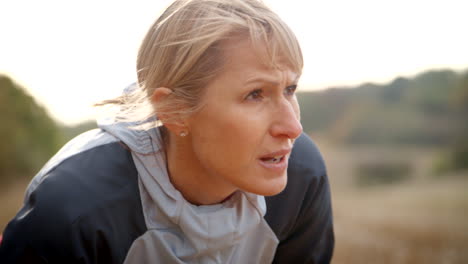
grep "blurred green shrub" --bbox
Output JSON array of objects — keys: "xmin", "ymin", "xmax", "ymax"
[
  {"xmin": 0, "ymin": 75, "xmax": 63, "ymax": 184},
  {"xmin": 0, "ymin": 75, "xmax": 96, "ymax": 186},
  {"xmin": 354, "ymin": 161, "xmax": 412, "ymax": 187},
  {"xmin": 449, "ymin": 144, "xmax": 468, "ymax": 172},
  {"xmin": 433, "ymin": 139, "xmax": 468, "ymax": 175}
]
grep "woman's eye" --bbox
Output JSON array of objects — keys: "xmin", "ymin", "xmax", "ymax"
[
  {"xmin": 245, "ymin": 89, "xmax": 263, "ymax": 101},
  {"xmin": 284, "ymin": 85, "xmax": 297, "ymax": 96}
]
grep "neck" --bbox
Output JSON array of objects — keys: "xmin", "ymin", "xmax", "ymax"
[{"xmin": 165, "ymin": 133, "xmax": 236, "ymax": 205}]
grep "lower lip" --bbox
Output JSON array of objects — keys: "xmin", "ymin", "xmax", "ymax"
[{"xmin": 258, "ymin": 156, "xmax": 288, "ymax": 173}]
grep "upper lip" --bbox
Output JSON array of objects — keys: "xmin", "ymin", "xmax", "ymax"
[{"xmin": 259, "ymin": 148, "xmax": 292, "ymax": 159}]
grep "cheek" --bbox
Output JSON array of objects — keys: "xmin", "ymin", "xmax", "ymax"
[
  {"xmin": 191, "ymin": 108, "xmax": 266, "ymax": 172},
  {"xmin": 292, "ymin": 98, "xmax": 301, "ymax": 120},
  {"xmin": 192, "ymin": 112, "xmax": 253, "ymax": 161}
]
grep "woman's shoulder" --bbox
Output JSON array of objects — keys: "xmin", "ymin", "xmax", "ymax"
[
  {"xmin": 264, "ymin": 133, "xmax": 334, "ymax": 262},
  {"xmin": 265, "ymin": 133, "xmax": 331, "ymax": 238},
  {"xmin": 288, "ymin": 133, "xmax": 327, "ymax": 179},
  {"xmin": 29, "ymin": 134, "xmax": 141, "ymax": 224},
  {"xmin": 0, "ymin": 130, "xmax": 147, "ymax": 262}
]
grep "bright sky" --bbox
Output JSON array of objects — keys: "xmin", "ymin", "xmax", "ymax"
[{"xmin": 1, "ymin": 0, "xmax": 467, "ymax": 125}]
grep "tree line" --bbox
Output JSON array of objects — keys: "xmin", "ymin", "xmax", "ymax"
[{"xmin": 297, "ymin": 68, "xmax": 468, "ymax": 172}]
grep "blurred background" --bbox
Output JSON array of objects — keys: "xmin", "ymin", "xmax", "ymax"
[{"xmin": 1, "ymin": 0, "xmax": 467, "ymax": 263}]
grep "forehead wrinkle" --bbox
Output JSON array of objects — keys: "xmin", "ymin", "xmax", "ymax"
[
  {"xmin": 244, "ymin": 75, "xmax": 279, "ymax": 86},
  {"xmin": 243, "ymin": 69, "xmax": 299, "ymax": 87}
]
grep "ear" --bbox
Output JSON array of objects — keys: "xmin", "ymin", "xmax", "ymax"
[{"xmin": 151, "ymin": 87, "xmax": 187, "ymax": 134}]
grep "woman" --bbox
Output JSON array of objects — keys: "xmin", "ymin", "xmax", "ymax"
[{"xmin": 0, "ymin": 0, "xmax": 334, "ymax": 263}]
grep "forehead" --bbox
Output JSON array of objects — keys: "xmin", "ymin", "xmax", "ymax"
[{"xmin": 219, "ymin": 38, "xmax": 300, "ymax": 84}]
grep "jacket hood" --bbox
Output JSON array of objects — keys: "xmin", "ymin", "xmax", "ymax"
[
  {"xmin": 97, "ymin": 115, "xmax": 157, "ymax": 155},
  {"xmin": 97, "ymin": 83, "xmax": 159, "ymax": 155}
]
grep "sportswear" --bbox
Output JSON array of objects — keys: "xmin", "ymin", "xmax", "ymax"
[{"xmin": 0, "ymin": 115, "xmax": 334, "ymax": 263}]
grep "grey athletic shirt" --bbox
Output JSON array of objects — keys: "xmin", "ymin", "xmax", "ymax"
[{"xmin": 0, "ymin": 117, "xmax": 334, "ymax": 263}]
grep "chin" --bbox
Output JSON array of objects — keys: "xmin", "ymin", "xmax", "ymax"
[{"xmin": 247, "ymin": 174, "xmax": 288, "ymax": 196}]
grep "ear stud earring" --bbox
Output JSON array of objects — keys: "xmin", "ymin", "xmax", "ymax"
[{"xmin": 180, "ymin": 131, "xmax": 188, "ymax": 137}]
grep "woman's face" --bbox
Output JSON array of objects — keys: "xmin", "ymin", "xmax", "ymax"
[{"xmin": 185, "ymin": 38, "xmax": 302, "ymax": 196}]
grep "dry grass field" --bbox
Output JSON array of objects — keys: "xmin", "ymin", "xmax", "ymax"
[
  {"xmin": 1, "ymin": 141, "xmax": 467, "ymax": 263},
  {"xmin": 0, "ymin": 180, "xmax": 29, "ymax": 233},
  {"xmin": 316, "ymin": 140, "xmax": 468, "ymax": 264},
  {"xmin": 332, "ymin": 179, "xmax": 468, "ymax": 264}
]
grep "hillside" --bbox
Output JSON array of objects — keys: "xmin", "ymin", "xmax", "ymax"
[
  {"xmin": 298, "ymin": 69, "xmax": 468, "ymax": 146},
  {"xmin": 0, "ymin": 75, "xmax": 96, "ymax": 184},
  {"xmin": 0, "ymin": 76, "xmax": 63, "ymax": 183}
]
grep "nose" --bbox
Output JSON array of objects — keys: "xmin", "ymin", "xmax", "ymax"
[{"xmin": 270, "ymin": 99, "xmax": 303, "ymax": 140}]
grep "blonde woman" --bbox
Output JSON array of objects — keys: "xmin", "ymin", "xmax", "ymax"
[{"xmin": 0, "ymin": 0, "xmax": 334, "ymax": 263}]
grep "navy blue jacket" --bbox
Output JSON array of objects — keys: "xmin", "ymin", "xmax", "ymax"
[{"xmin": 0, "ymin": 131, "xmax": 334, "ymax": 263}]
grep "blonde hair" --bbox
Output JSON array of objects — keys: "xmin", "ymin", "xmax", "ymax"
[{"xmin": 98, "ymin": 0, "xmax": 303, "ymax": 130}]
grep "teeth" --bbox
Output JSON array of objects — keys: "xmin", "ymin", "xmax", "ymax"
[{"xmin": 264, "ymin": 156, "xmax": 282, "ymax": 164}]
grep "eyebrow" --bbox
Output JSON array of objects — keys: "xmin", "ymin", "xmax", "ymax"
[
  {"xmin": 244, "ymin": 76, "xmax": 299, "ymax": 86},
  {"xmin": 244, "ymin": 78, "xmax": 279, "ymax": 86}
]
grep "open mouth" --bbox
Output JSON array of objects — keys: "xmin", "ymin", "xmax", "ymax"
[
  {"xmin": 260, "ymin": 156, "xmax": 285, "ymax": 164},
  {"xmin": 258, "ymin": 148, "xmax": 291, "ymax": 171}
]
